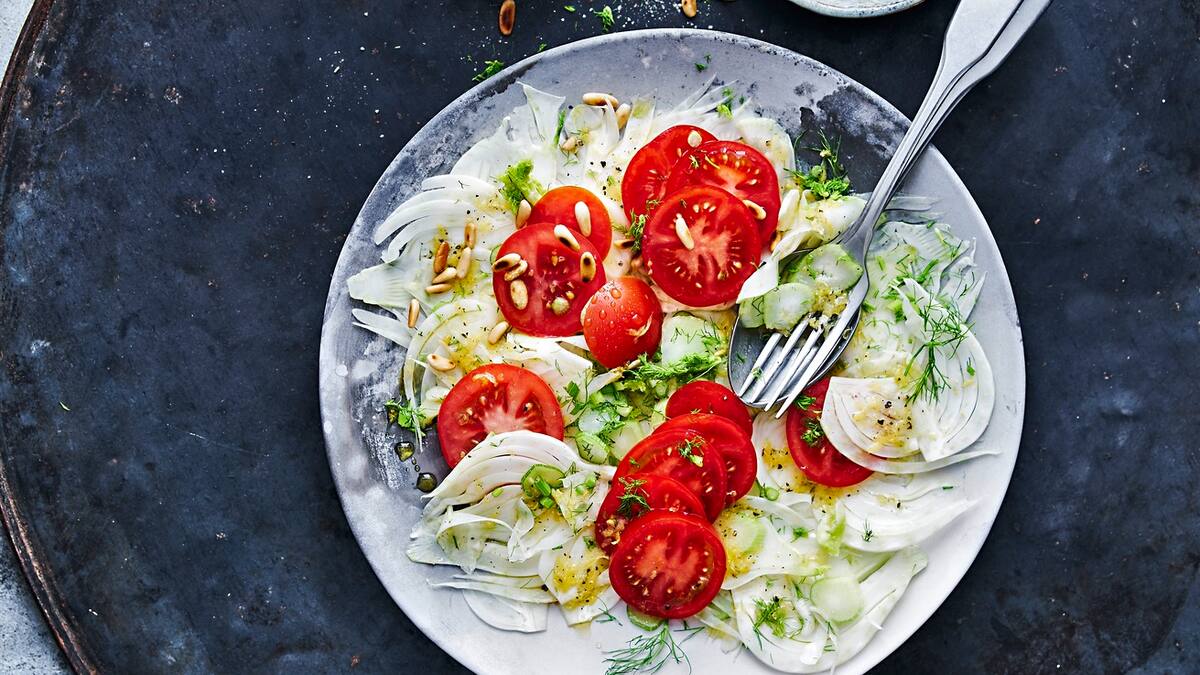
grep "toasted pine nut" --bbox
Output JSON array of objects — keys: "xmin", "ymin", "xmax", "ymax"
[
  {"xmin": 456, "ymin": 247, "xmax": 473, "ymax": 278},
  {"xmin": 550, "ymin": 296, "xmax": 570, "ymax": 315},
  {"xmin": 573, "ymin": 201, "xmax": 592, "ymax": 236},
  {"xmin": 579, "ymin": 251, "xmax": 596, "ymax": 283},
  {"xmin": 493, "ymin": 252, "xmax": 522, "ymax": 271},
  {"xmin": 743, "ymin": 199, "xmax": 767, "ymax": 221},
  {"xmin": 426, "ymin": 282, "xmax": 454, "ymax": 295},
  {"xmin": 615, "ymin": 237, "xmax": 635, "ymax": 250},
  {"xmin": 407, "ymin": 298, "xmax": 421, "ymax": 328},
  {"xmin": 687, "ymin": 129, "xmax": 703, "ymax": 148},
  {"xmin": 498, "ymin": 0, "xmax": 516, "ymax": 36},
  {"xmin": 559, "ymin": 135, "xmax": 580, "ymax": 152},
  {"xmin": 427, "ymin": 353, "xmax": 455, "ymax": 372},
  {"xmin": 673, "ymin": 214, "xmax": 695, "ymax": 250},
  {"xmin": 432, "ymin": 267, "xmax": 458, "ymax": 284},
  {"xmin": 554, "ymin": 224, "xmax": 580, "ymax": 251},
  {"xmin": 433, "ymin": 241, "xmax": 450, "ymax": 274},
  {"xmin": 503, "ymin": 259, "xmax": 528, "ymax": 282},
  {"xmin": 487, "ymin": 321, "xmax": 510, "ymax": 345},
  {"xmin": 464, "ymin": 221, "xmax": 477, "ymax": 248},
  {"xmin": 509, "ymin": 279, "xmax": 529, "ymax": 309},
  {"xmin": 516, "ymin": 199, "xmax": 532, "ymax": 228},
  {"xmin": 681, "ymin": 0, "xmax": 697, "ymax": 18},
  {"xmin": 582, "ymin": 92, "xmax": 619, "ymax": 108},
  {"xmin": 615, "ymin": 103, "xmax": 631, "ymax": 130}
]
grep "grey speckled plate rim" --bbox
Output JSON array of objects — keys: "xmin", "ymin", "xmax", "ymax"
[
  {"xmin": 319, "ymin": 28, "xmax": 1024, "ymax": 675},
  {"xmin": 787, "ymin": 0, "xmax": 925, "ymax": 19}
]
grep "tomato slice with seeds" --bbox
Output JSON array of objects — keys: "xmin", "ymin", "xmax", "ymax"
[
  {"xmin": 656, "ymin": 413, "xmax": 756, "ymax": 505},
  {"xmin": 666, "ymin": 140, "xmax": 782, "ymax": 243},
  {"xmin": 609, "ymin": 511, "xmax": 726, "ymax": 619},
  {"xmin": 641, "ymin": 185, "xmax": 760, "ymax": 307},
  {"xmin": 581, "ymin": 277, "xmax": 664, "ymax": 369},
  {"xmin": 786, "ymin": 377, "xmax": 873, "ymax": 488},
  {"xmin": 613, "ymin": 427, "xmax": 727, "ymax": 520},
  {"xmin": 594, "ymin": 474, "xmax": 705, "ymax": 554},
  {"xmin": 492, "ymin": 222, "xmax": 607, "ymax": 337},
  {"xmin": 436, "ymin": 364, "xmax": 565, "ymax": 468},
  {"xmin": 528, "ymin": 186, "xmax": 613, "ymax": 256},
  {"xmin": 620, "ymin": 125, "xmax": 716, "ymax": 219},
  {"xmin": 665, "ymin": 380, "xmax": 754, "ymax": 436}
]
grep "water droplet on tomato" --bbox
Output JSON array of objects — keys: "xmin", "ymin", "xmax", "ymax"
[{"xmin": 611, "ymin": 288, "xmax": 623, "ymax": 299}]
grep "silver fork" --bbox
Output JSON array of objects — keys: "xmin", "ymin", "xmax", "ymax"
[{"xmin": 732, "ymin": 0, "xmax": 1053, "ymax": 415}]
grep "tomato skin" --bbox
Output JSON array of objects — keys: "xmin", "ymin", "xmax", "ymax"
[
  {"xmin": 666, "ymin": 140, "xmax": 782, "ymax": 244},
  {"xmin": 641, "ymin": 185, "xmax": 760, "ymax": 307},
  {"xmin": 656, "ymin": 413, "xmax": 757, "ymax": 505},
  {"xmin": 609, "ymin": 511, "xmax": 726, "ymax": 619},
  {"xmin": 620, "ymin": 125, "xmax": 717, "ymax": 219},
  {"xmin": 436, "ymin": 364, "xmax": 565, "ymax": 468},
  {"xmin": 665, "ymin": 380, "xmax": 753, "ymax": 436},
  {"xmin": 785, "ymin": 377, "xmax": 873, "ymax": 488},
  {"xmin": 492, "ymin": 222, "xmax": 607, "ymax": 337},
  {"xmin": 594, "ymin": 474, "xmax": 705, "ymax": 554},
  {"xmin": 528, "ymin": 186, "xmax": 613, "ymax": 256},
  {"xmin": 613, "ymin": 427, "xmax": 728, "ymax": 520},
  {"xmin": 581, "ymin": 277, "xmax": 664, "ymax": 369}
]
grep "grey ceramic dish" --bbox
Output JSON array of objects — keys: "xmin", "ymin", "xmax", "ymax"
[
  {"xmin": 319, "ymin": 29, "xmax": 1024, "ymax": 675},
  {"xmin": 789, "ymin": 0, "xmax": 925, "ymax": 18}
]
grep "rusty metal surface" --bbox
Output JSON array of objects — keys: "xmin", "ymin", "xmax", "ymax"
[{"xmin": 0, "ymin": 0, "xmax": 1198, "ymax": 672}]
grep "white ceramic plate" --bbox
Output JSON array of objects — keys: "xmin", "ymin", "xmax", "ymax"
[
  {"xmin": 319, "ymin": 29, "xmax": 1024, "ymax": 675},
  {"xmin": 788, "ymin": 0, "xmax": 925, "ymax": 18}
]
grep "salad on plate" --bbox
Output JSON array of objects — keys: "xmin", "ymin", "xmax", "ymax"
[{"xmin": 346, "ymin": 79, "xmax": 995, "ymax": 673}]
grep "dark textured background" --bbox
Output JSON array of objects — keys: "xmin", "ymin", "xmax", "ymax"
[{"xmin": 1, "ymin": 0, "xmax": 1197, "ymax": 673}]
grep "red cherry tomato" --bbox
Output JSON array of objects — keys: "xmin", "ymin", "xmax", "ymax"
[
  {"xmin": 641, "ymin": 185, "xmax": 761, "ymax": 307},
  {"xmin": 492, "ymin": 222, "xmax": 607, "ymax": 337},
  {"xmin": 665, "ymin": 380, "xmax": 753, "ymax": 436},
  {"xmin": 581, "ymin": 277, "xmax": 664, "ymax": 369},
  {"xmin": 436, "ymin": 364, "xmax": 565, "ymax": 468},
  {"xmin": 528, "ymin": 186, "xmax": 613, "ymax": 256},
  {"xmin": 785, "ymin": 377, "xmax": 873, "ymax": 488},
  {"xmin": 656, "ymin": 413, "xmax": 756, "ymax": 505},
  {"xmin": 609, "ymin": 511, "xmax": 726, "ymax": 619},
  {"xmin": 666, "ymin": 140, "xmax": 782, "ymax": 244},
  {"xmin": 620, "ymin": 125, "xmax": 716, "ymax": 219},
  {"xmin": 594, "ymin": 474, "xmax": 705, "ymax": 554},
  {"xmin": 613, "ymin": 427, "xmax": 728, "ymax": 520}
]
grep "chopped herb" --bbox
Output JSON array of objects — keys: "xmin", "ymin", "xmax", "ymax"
[
  {"xmin": 627, "ymin": 213, "xmax": 647, "ymax": 256},
  {"xmin": 792, "ymin": 527, "xmax": 808, "ymax": 541},
  {"xmin": 620, "ymin": 351, "xmax": 723, "ymax": 393},
  {"xmin": 616, "ymin": 477, "xmax": 650, "ymax": 517},
  {"xmin": 903, "ymin": 293, "xmax": 970, "ymax": 402},
  {"xmin": 801, "ymin": 418, "xmax": 824, "ymax": 446},
  {"xmin": 677, "ymin": 438, "xmax": 704, "ymax": 467},
  {"xmin": 537, "ymin": 42, "xmax": 548, "ymax": 52},
  {"xmin": 862, "ymin": 525, "xmax": 874, "ymax": 542},
  {"xmin": 715, "ymin": 102, "xmax": 732, "ymax": 119},
  {"xmin": 593, "ymin": 5, "xmax": 615, "ymax": 31},
  {"xmin": 966, "ymin": 359, "xmax": 976, "ymax": 377},
  {"xmin": 603, "ymin": 622, "xmax": 701, "ymax": 675},
  {"xmin": 787, "ymin": 131, "xmax": 852, "ymax": 199},
  {"xmin": 942, "ymin": 485, "xmax": 955, "ymax": 490},
  {"xmin": 752, "ymin": 596, "xmax": 800, "ymax": 647},
  {"xmin": 689, "ymin": 155, "xmax": 700, "ymax": 169},
  {"xmin": 384, "ymin": 399, "xmax": 425, "ymax": 441},
  {"xmin": 553, "ymin": 108, "xmax": 567, "ymax": 145},
  {"xmin": 563, "ymin": 4, "xmax": 576, "ymax": 11},
  {"xmin": 695, "ymin": 55, "xmax": 711, "ymax": 72},
  {"xmin": 497, "ymin": 159, "xmax": 544, "ymax": 212},
  {"xmin": 795, "ymin": 394, "xmax": 817, "ymax": 411},
  {"xmin": 472, "ymin": 59, "xmax": 505, "ymax": 83},
  {"xmin": 596, "ymin": 604, "xmax": 622, "ymax": 624}
]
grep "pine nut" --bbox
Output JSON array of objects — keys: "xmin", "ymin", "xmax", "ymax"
[
  {"xmin": 559, "ymin": 135, "xmax": 580, "ymax": 153},
  {"xmin": 770, "ymin": 230, "xmax": 782, "ymax": 252},
  {"xmin": 743, "ymin": 199, "xmax": 767, "ymax": 220},
  {"xmin": 503, "ymin": 259, "xmax": 528, "ymax": 281},
  {"xmin": 582, "ymin": 92, "xmax": 619, "ymax": 108},
  {"xmin": 433, "ymin": 241, "xmax": 450, "ymax": 274},
  {"xmin": 509, "ymin": 279, "xmax": 528, "ymax": 309},
  {"xmin": 687, "ymin": 129, "xmax": 703, "ymax": 148},
  {"xmin": 426, "ymin": 282, "xmax": 454, "ymax": 295},
  {"xmin": 432, "ymin": 267, "xmax": 458, "ymax": 284},
  {"xmin": 674, "ymin": 214, "xmax": 695, "ymax": 250},
  {"xmin": 554, "ymin": 224, "xmax": 580, "ymax": 251},
  {"xmin": 464, "ymin": 221, "xmax": 477, "ymax": 248},
  {"xmin": 615, "ymin": 103, "xmax": 631, "ymax": 129},
  {"xmin": 573, "ymin": 201, "xmax": 592, "ymax": 236},
  {"xmin": 515, "ymin": 199, "xmax": 532, "ymax": 228},
  {"xmin": 681, "ymin": 0, "xmax": 697, "ymax": 18},
  {"xmin": 579, "ymin": 251, "xmax": 596, "ymax": 283},
  {"xmin": 456, "ymin": 247, "xmax": 473, "ymax": 278},
  {"xmin": 427, "ymin": 353, "xmax": 455, "ymax": 372},
  {"xmin": 498, "ymin": 0, "xmax": 516, "ymax": 36},
  {"xmin": 615, "ymin": 237, "xmax": 635, "ymax": 249},
  {"xmin": 487, "ymin": 321, "xmax": 510, "ymax": 345},
  {"xmin": 407, "ymin": 298, "xmax": 420, "ymax": 328},
  {"xmin": 550, "ymin": 296, "xmax": 570, "ymax": 315},
  {"xmin": 493, "ymin": 252, "xmax": 522, "ymax": 271}
]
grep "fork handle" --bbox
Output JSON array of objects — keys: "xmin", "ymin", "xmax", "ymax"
[{"xmin": 841, "ymin": 0, "xmax": 1029, "ymax": 260}]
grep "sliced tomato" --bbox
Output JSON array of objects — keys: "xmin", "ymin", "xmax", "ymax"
[
  {"xmin": 620, "ymin": 125, "xmax": 716, "ymax": 219},
  {"xmin": 613, "ymin": 427, "xmax": 727, "ymax": 520},
  {"xmin": 436, "ymin": 364, "xmax": 565, "ymax": 468},
  {"xmin": 665, "ymin": 380, "xmax": 753, "ymax": 436},
  {"xmin": 595, "ymin": 474, "xmax": 705, "ymax": 554},
  {"xmin": 492, "ymin": 222, "xmax": 607, "ymax": 337},
  {"xmin": 581, "ymin": 277, "xmax": 664, "ymax": 369},
  {"xmin": 656, "ymin": 413, "xmax": 756, "ymax": 505},
  {"xmin": 528, "ymin": 186, "xmax": 613, "ymax": 256},
  {"xmin": 609, "ymin": 511, "xmax": 726, "ymax": 619},
  {"xmin": 641, "ymin": 185, "xmax": 760, "ymax": 307},
  {"xmin": 786, "ymin": 377, "xmax": 873, "ymax": 488},
  {"xmin": 666, "ymin": 140, "xmax": 782, "ymax": 243}
]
